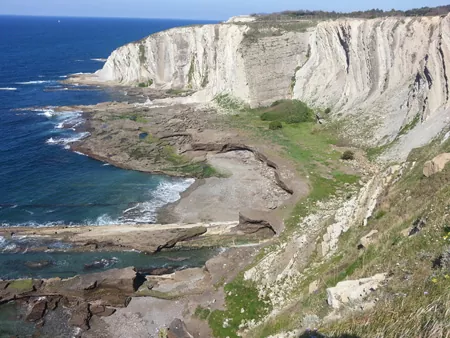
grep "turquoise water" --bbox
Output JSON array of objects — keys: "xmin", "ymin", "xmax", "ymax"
[
  {"xmin": 0, "ymin": 248, "xmax": 219, "ymax": 280},
  {"xmin": 0, "ymin": 16, "xmax": 216, "ymax": 226}
]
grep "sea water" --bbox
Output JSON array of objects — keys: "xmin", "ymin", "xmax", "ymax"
[{"xmin": 0, "ymin": 16, "xmax": 216, "ymax": 226}]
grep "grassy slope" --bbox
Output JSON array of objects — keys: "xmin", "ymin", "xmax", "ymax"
[
  {"xmin": 204, "ymin": 97, "xmax": 361, "ymax": 337},
  {"xmin": 254, "ymin": 136, "xmax": 450, "ymax": 337},
  {"xmin": 209, "ymin": 96, "xmax": 450, "ymax": 337}
]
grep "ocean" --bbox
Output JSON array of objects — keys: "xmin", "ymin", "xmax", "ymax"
[{"xmin": 0, "ymin": 15, "xmax": 215, "ymax": 227}]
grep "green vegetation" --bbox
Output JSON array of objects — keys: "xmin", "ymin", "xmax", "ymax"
[
  {"xmin": 214, "ymin": 93, "xmax": 248, "ymax": 112},
  {"xmin": 341, "ymin": 150, "xmax": 355, "ymax": 160},
  {"xmin": 242, "ymin": 21, "xmax": 318, "ymax": 43},
  {"xmin": 138, "ymin": 79, "xmax": 153, "ymax": 88},
  {"xmin": 253, "ymin": 5, "xmax": 450, "ymax": 20},
  {"xmin": 260, "ymin": 100, "xmax": 314, "ymax": 124},
  {"xmin": 139, "ymin": 44, "xmax": 146, "ymax": 64},
  {"xmin": 399, "ymin": 113, "xmax": 420, "ymax": 136},
  {"xmin": 188, "ymin": 55, "xmax": 196, "ymax": 88},
  {"xmin": 116, "ymin": 112, "xmax": 148, "ymax": 124},
  {"xmin": 8, "ymin": 279, "xmax": 33, "ymax": 291},
  {"xmin": 208, "ymin": 276, "xmax": 271, "ymax": 338},
  {"xmin": 194, "ymin": 306, "xmax": 211, "ymax": 320},
  {"xmin": 269, "ymin": 121, "xmax": 283, "ymax": 130}
]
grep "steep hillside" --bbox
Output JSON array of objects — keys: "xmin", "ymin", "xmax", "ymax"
[
  {"xmin": 76, "ymin": 14, "xmax": 450, "ymax": 337},
  {"xmin": 93, "ymin": 15, "xmax": 450, "ymax": 159}
]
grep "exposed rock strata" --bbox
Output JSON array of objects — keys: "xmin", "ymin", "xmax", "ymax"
[{"xmin": 87, "ymin": 15, "xmax": 450, "ymax": 159}]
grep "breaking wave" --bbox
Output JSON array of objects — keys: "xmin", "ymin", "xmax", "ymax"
[
  {"xmin": 16, "ymin": 80, "xmax": 54, "ymax": 85},
  {"xmin": 0, "ymin": 87, "xmax": 17, "ymax": 91},
  {"xmin": 46, "ymin": 132, "xmax": 90, "ymax": 146},
  {"xmin": 120, "ymin": 178, "xmax": 195, "ymax": 224}
]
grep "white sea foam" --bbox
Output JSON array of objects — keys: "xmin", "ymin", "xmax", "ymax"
[
  {"xmin": 16, "ymin": 80, "xmax": 53, "ymax": 85},
  {"xmin": 91, "ymin": 58, "xmax": 107, "ymax": 62},
  {"xmin": 0, "ymin": 87, "xmax": 17, "ymax": 91},
  {"xmin": 46, "ymin": 132, "xmax": 90, "ymax": 146},
  {"xmin": 74, "ymin": 151, "xmax": 88, "ymax": 156},
  {"xmin": 121, "ymin": 178, "xmax": 195, "ymax": 223},
  {"xmin": 0, "ymin": 236, "xmax": 6, "ymax": 247},
  {"xmin": 59, "ymin": 75, "xmax": 68, "ymax": 78}
]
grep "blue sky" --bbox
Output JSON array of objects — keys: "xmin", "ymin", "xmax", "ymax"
[{"xmin": 1, "ymin": 0, "xmax": 449, "ymax": 20}]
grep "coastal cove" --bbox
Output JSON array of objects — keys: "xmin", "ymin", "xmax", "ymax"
[
  {"xmin": 2, "ymin": 9, "xmax": 450, "ymax": 338},
  {"xmin": 0, "ymin": 16, "xmax": 216, "ymax": 227}
]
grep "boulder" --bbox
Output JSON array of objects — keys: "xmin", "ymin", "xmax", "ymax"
[
  {"xmin": 167, "ymin": 318, "xmax": 194, "ymax": 338},
  {"xmin": 26, "ymin": 299, "xmax": 47, "ymax": 322},
  {"xmin": 358, "ymin": 230, "xmax": 379, "ymax": 249},
  {"xmin": 24, "ymin": 260, "xmax": 52, "ymax": 269},
  {"xmin": 90, "ymin": 304, "xmax": 116, "ymax": 317},
  {"xmin": 42, "ymin": 267, "xmax": 138, "ymax": 307},
  {"xmin": 69, "ymin": 302, "xmax": 91, "ymax": 331},
  {"xmin": 235, "ymin": 212, "xmax": 276, "ymax": 238},
  {"xmin": 423, "ymin": 153, "xmax": 450, "ymax": 177},
  {"xmin": 327, "ymin": 273, "xmax": 387, "ymax": 309},
  {"xmin": 308, "ymin": 280, "xmax": 320, "ymax": 294}
]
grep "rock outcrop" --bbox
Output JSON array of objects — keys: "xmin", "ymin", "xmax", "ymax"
[
  {"xmin": 95, "ymin": 23, "xmax": 309, "ymax": 107},
  {"xmin": 326, "ymin": 273, "xmax": 387, "ymax": 310},
  {"xmin": 423, "ymin": 152, "xmax": 450, "ymax": 176},
  {"xmin": 91, "ymin": 15, "xmax": 450, "ymax": 159}
]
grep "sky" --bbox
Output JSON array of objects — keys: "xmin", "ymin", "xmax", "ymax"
[{"xmin": 1, "ymin": 0, "xmax": 449, "ymax": 20}]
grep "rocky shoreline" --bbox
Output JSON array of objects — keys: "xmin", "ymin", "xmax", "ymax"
[{"xmin": 0, "ymin": 79, "xmax": 309, "ymax": 337}]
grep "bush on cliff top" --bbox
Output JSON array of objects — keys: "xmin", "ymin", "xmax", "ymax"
[
  {"xmin": 260, "ymin": 99, "xmax": 314, "ymax": 124},
  {"xmin": 269, "ymin": 121, "xmax": 283, "ymax": 130}
]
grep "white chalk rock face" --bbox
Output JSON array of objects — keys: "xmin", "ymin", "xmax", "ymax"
[
  {"xmin": 96, "ymin": 15, "xmax": 450, "ymax": 156},
  {"xmin": 294, "ymin": 15, "xmax": 450, "ymax": 147},
  {"xmin": 96, "ymin": 23, "xmax": 310, "ymax": 107}
]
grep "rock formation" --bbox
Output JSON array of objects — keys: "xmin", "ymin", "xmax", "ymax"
[
  {"xmin": 423, "ymin": 152, "xmax": 450, "ymax": 176},
  {"xmin": 91, "ymin": 15, "xmax": 450, "ymax": 159}
]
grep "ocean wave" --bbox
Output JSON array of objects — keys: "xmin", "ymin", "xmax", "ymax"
[
  {"xmin": 59, "ymin": 75, "xmax": 68, "ymax": 78},
  {"xmin": 46, "ymin": 132, "xmax": 90, "ymax": 146},
  {"xmin": 16, "ymin": 80, "xmax": 53, "ymax": 85},
  {"xmin": 121, "ymin": 178, "xmax": 195, "ymax": 223},
  {"xmin": 0, "ymin": 87, "xmax": 17, "ymax": 91},
  {"xmin": 91, "ymin": 58, "xmax": 107, "ymax": 62}
]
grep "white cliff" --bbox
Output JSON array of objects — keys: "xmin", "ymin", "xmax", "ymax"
[
  {"xmin": 94, "ymin": 15, "xmax": 450, "ymax": 158},
  {"xmin": 96, "ymin": 23, "xmax": 310, "ymax": 107},
  {"xmin": 294, "ymin": 15, "xmax": 450, "ymax": 156}
]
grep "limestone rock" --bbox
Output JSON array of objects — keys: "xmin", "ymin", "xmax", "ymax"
[
  {"xmin": 90, "ymin": 304, "xmax": 116, "ymax": 317},
  {"xmin": 26, "ymin": 299, "xmax": 47, "ymax": 322},
  {"xmin": 167, "ymin": 318, "xmax": 194, "ymax": 338},
  {"xmin": 358, "ymin": 230, "xmax": 379, "ymax": 249},
  {"xmin": 308, "ymin": 280, "xmax": 319, "ymax": 294},
  {"xmin": 69, "ymin": 302, "xmax": 91, "ymax": 331},
  {"xmin": 326, "ymin": 273, "xmax": 387, "ymax": 309},
  {"xmin": 423, "ymin": 153, "xmax": 450, "ymax": 177}
]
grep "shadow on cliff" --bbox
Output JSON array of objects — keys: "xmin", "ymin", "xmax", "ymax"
[{"xmin": 297, "ymin": 331, "xmax": 360, "ymax": 338}]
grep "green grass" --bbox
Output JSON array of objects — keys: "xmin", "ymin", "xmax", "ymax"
[
  {"xmin": 208, "ymin": 276, "xmax": 271, "ymax": 338},
  {"xmin": 116, "ymin": 112, "xmax": 148, "ymax": 124},
  {"xmin": 260, "ymin": 100, "xmax": 314, "ymax": 124},
  {"xmin": 8, "ymin": 279, "xmax": 33, "ymax": 291},
  {"xmin": 138, "ymin": 79, "xmax": 153, "ymax": 88},
  {"xmin": 214, "ymin": 93, "xmax": 248, "ymax": 112},
  {"xmin": 195, "ymin": 306, "xmax": 211, "ymax": 320}
]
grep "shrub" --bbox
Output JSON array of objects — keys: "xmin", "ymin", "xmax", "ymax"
[
  {"xmin": 260, "ymin": 100, "xmax": 314, "ymax": 124},
  {"xmin": 138, "ymin": 79, "xmax": 153, "ymax": 88},
  {"xmin": 324, "ymin": 107, "xmax": 331, "ymax": 114},
  {"xmin": 341, "ymin": 150, "xmax": 355, "ymax": 160},
  {"xmin": 269, "ymin": 121, "xmax": 282, "ymax": 130}
]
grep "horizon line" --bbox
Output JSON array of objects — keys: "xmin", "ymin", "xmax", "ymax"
[{"xmin": 0, "ymin": 13, "xmax": 225, "ymax": 22}]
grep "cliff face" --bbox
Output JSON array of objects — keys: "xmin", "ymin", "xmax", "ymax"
[
  {"xmin": 96, "ymin": 16, "xmax": 450, "ymax": 154},
  {"xmin": 294, "ymin": 15, "xmax": 450, "ymax": 146},
  {"xmin": 96, "ymin": 24, "xmax": 310, "ymax": 107}
]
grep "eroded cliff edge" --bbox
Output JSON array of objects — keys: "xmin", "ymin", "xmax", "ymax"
[{"xmin": 85, "ymin": 15, "xmax": 450, "ymax": 160}]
